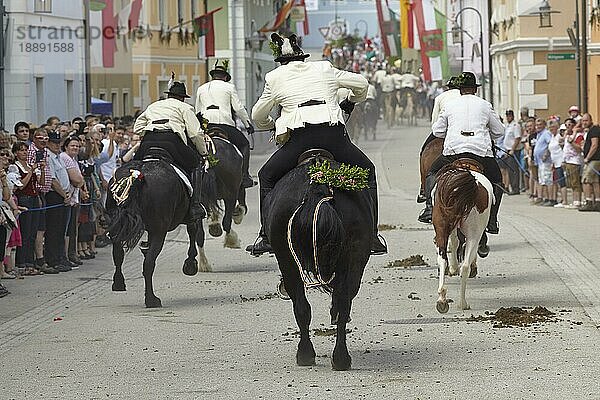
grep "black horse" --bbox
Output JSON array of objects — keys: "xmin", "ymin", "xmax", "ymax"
[
  {"xmin": 107, "ymin": 159, "xmax": 208, "ymax": 308},
  {"xmin": 361, "ymin": 98, "xmax": 378, "ymax": 141},
  {"xmin": 265, "ymin": 150, "xmax": 372, "ymax": 370},
  {"xmin": 201, "ymin": 128, "xmax": 248, "ymax": 249}
]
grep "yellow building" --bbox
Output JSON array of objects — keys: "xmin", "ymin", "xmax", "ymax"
[
  {"xmin": 490, "ymin": 1, "xmax": 578, "ymax": 119},
  {"xmin": 91, "ymin": 0, "xmax": 206, "ymax": 117},
  {"xmin": 587, "ymin": 5, "xmax": 600, "ymax": 119}
]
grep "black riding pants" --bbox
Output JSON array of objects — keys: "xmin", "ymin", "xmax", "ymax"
[
  {"xmin": 208, "ymin": 123, "xmax": 250, "ymax": 151},
  {"xmin": 429, "ymin": 153, "xmax": 502, "ymax": 185},
  {"xmin": 258, "ymin": 124, "xmax": 376, "ymax": 190},
  {"xmin": 135, "ymin": 131, "xmax": 200, "ymax": 175}
]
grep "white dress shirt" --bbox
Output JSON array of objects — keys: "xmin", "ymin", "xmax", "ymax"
[
  {"xmin": 380, "ymin": 75, "xmax": 395, "ymax": 93},
  {"xmin": 399, "ymin": 73, "xmax": 420, "ymax": 88},
  {"xmin": 133, "ymin": 97, "xmax": 207, "ymax": 154},
  {"xmin": 252, "ymin": 60, "xmax": 368, "ymax": 140},
  {"xmin": 195, "ymin": 79, "xmax": 251, "ymax": 128},
  {"xmin": 430, "ymin": 88, "xmax": 461, "ymax": 124},
  {"xmin": 432, "ymin": 94, "xmax": 504, "ymax": 158}
]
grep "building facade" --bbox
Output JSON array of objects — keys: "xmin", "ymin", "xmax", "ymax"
[
  {"xmin": 4, "ymin": 0, "xmax": 87, "ymax": 128},
  {"xmin": 490, "ymin": 0, "xmax": 578, "ymax": 118}
]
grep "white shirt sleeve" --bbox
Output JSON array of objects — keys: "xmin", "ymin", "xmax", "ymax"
[
  {"xmin": 432, "ymin": 110, "xmax": 448, "ymax": 138},
  {"xmin": 252, "ymin": 79, "xmax": 276, "ymax": 131},
  {"xmin": 488, "ymin": 106, "xmax": 505, "ymax": 140}
]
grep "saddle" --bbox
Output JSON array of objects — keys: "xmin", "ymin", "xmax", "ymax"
[
  {"xmin": 452, "ymin": 158, "xmax": 484, "ymax": 174},
  {"xmin": 144, "ymin": 146, "xmax": 174, "ymax": 164},
  {"xmin": 297, "ymin": 148, "xmax": 335, "ymax": 166}
]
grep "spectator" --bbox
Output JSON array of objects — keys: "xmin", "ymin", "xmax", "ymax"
[
  {"xmin": 122, "ymin": 134, "xmax": 140, "ymax": 163},
  {"xmin": 46, "ymin": 116, "xmax": 60, "ymax": 132},
  {"xmin": 524, "ymin": 118, "xmax": 538, "ymax": 202},
  {"xmin": 579, "ymin": 113, "xmax": 600, "ymax": 211},
  {"xmin": 0, "ymin": 149, "xmax": 19, "ymax": 280},
  {"xmin": 500, "ymin": 109, "xmax": 522, "ymax": 195},
  {"xmin": 78, "ymin": 132, "xmax": 102, "ymax": 259},
  {"xmin": 14, "ymin": 122, "xmax": 31, "ymax": 144},
  {"xmin": 548, "ymin": 121, "xmax": 567, "ymax": 207},
  {"xmin": 44, "ymin": 130, "xmax": 72, "ymax": 272},
  {"xmin": 568, "ymin": 105, "xmax": 582, "ymax": 122},
  {"xmin": 27, "ymin": 128, "xmax": 54, "ymax": 272},
  {"xmin": 60, "ymin": 136, "xmax": 85, "ymax": 266},
  {"xmin": 13, "ymin": 141, "xmax": 45, "ymax": 275},
  {"xmin": 533, "ymin": 118, "xmax": 553, "ymax": 206},
  {"xmin": 562, "ymin": 117, "xmax": 584, "ymax": 208}
]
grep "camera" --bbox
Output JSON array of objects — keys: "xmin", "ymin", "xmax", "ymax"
[{"xmin": 35, "ymin": 149, "xmax": 45, "ymax": 163}]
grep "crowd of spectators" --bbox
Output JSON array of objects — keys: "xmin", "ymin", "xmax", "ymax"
[
  {"xmin": 495, "ymin": 105, "xmax": 600, "ymax": 212},
  {"xmin": 321, "ymin": 34, "xmax": 441, "ymax": 120},
  {"xmin": 0, "ymin": 114, "xmax": 140, "ymax": 298}
]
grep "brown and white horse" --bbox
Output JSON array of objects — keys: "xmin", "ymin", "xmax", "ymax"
[{"xmin": 432, "ymin": 159, "xmax": 493, "ymax": 313}]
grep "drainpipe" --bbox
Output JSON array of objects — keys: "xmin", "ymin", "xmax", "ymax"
[
  {"xmin": 581, "ymin": 0, "xmax": 588, "ymax": 112},
  {"xmin": 0, "ymin": 0, "xmax": 5, "ymax": 129},
  {"xmin": 487, "ymin": 0, "xmax": 493, "ymax": 106},
  {"xmin": 84, "ymin": 0, "xmax": 91, "ymax": 113}
]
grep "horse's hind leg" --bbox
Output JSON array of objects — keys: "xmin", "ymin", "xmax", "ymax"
[
  {"xmin": 183, "ymin": 223, "xmax": 199, "ymax": 276},
  {"xmin": 143, "ymin": 230, "xmax": 167, "ymax": 308},
  {"xmin": 195, "ymin": 222, "xmax": 211, "ymax": 272},
  {"xmin": 223, "ymin": 196, "xmax": 240, "ymax": 248},
  {"xmin": 458, "ymin": 236, "xmax": 478, "ymax": 311},
  {"xmin": 331, "ymin": 276, "xmax": 353, "ymax": 371},
  {"xmin": 280, "ymin": 258, "xmax": 315, "ymax": 366},
  {"xmin": 112, "ymin": 241, "xmax": 126, "ymax": 291},
  {"xmin": 232, "ymin": 187, "xmax": 247, "ymax": 225},
  {"xmin": 208, "ymin": 209, "xmax": 223, "ymax": 237},
  {"xmin": 448, "ymin": 229, "xmax": 460, "ymax": 276}
]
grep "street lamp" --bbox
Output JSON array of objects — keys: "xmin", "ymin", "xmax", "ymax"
[
  {"xmin": 453, "ymin": 7, "xmax": 486, "ymax": 99},
  {"xmin": 530, "ymin": 0, "xmax": 560, "ymax": 28}
]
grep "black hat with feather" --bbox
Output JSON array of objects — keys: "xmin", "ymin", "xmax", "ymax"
[{"xmin": 270, "ymin": 33, "xmax": 310, "ymax": 63}]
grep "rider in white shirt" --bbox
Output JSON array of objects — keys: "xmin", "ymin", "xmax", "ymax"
[
  {"xmin": 247, "ymin": 33, "xmax": 387, "ymax": 256},
  {"xmin": 418, "ymin": 72, "xmax": 504, "ymax": 235}
]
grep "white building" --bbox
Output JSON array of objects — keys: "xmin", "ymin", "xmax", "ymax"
[{"xmin": 3, "ymin": 0, "xmax": 87, "ymax": 128}]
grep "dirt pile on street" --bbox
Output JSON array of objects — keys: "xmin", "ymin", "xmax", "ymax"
[
  {"xmin": 467, "ymin": 306, "xmax": 558, "ymax": 328},
  {"xmin": 386, "ymin": 255, "xmax": 428, "ymax": 268},
  {"xmin": 378, "ymin": 224, "xmax": 397, "ymax": 231}
]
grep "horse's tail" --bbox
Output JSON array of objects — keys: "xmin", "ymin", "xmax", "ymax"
[
  {"xmin": 106, "ymin": 172, "xmax": 145, "ymax": 252},
  {"xmin": 434, "ymin": 164, "xmax": 479, "ymax": 231},
  {"xmin": 288, "ymin": 183, "xmax": 345, "ymax": 291},
  {"xmin": 201, "ymin": 169, "xmax": 220, "ymax": 215}
]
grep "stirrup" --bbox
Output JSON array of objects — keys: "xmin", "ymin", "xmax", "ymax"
[{"xmin": 371, "ymin": 233, "xmax": 388, "ymax": 255}]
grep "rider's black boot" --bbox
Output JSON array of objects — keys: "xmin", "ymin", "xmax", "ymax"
[
  {"xmin": 368, "ymin": 185, "xmax": 387, "ymax": 255},
  {"xmin": 418, "ymin": 173, "xmax": 435, "ymax": 223},
  {"xmin": 186, "ymin": 167, "xmax": 206, "ymax": 223},
  {"xmin": 241, "ymin": 146, "xmax": 256, "ymax": 188},
  {"xmin": 246, "ymin": 187, "xmax": 273, "ymax": 255},
  {"xmin": 486, "ymin": 184, "xmax": 503, "ymax": 234}
]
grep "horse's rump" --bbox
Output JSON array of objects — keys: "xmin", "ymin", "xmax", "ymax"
[{"xmin": 433, "ymin": 163, "xmax": 480, "ymax": 232}]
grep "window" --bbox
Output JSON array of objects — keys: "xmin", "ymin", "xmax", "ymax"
[
  {"xmin": 34, "ymin": 0, "xmax": 52, "ymax": 13},
  {"xmin": 66, "ymin": 80, "xmax": 74, "ymax": 117},
  {"xmin": 191, "ymin": 0, "xmax": 198, "ymax": 18},
  {"xmin": 99, "ymin": 91, "xmax": 106, "ymax": 100},
  {"xmin": 111, "ymin": 92, "xmax": 118, "ymax": 117},
  {"xmin": 122, "ymin": 92, "xmax": 130, "ymax": 116},
  {"xmin": 140, "ymin": 79, "xmax": 149, "ymax": 109},
  {"xmin": 158, "ymin": 0, "xmax": 166, "ymax": 25},
  {"xmin": 158, "ymin": 80, "xmax": 169, "ymax": 99},
  {"xmin": 178, "ymin": 0, "xmax": 184, "ymax": 23},
  {"xmin": 36, "ymin": 78, "xmax": 45, "ymax": 124}
]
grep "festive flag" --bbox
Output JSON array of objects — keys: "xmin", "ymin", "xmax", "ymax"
[
  {"xmin": 291, "ymin": 0, "xmax": 309, "ymax": 36},
  {"xmin": 412, "ymin": 0, "xmax": 443, "ymax": 81},
  {"xmin": 259, "ymin": 0, "xmax": 295, "ymax": 33},
  {"xmin": 102, "ymin": 0, "xmax": 116, "ymax": 67},
  {"xmin": 401, "ymin": 0, "xmax": 414, "ymax": 48},
  {"xmin": 193, "ymin": 7, "xmax": 223, "ymax": 57},
  {"xmin": 376, "ymin": 0, "xmax": 401, "ymax": 57}
]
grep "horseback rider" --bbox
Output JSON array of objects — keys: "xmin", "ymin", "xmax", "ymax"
[
  {"xmin": 133, "ymin": 81, "xmax": 208, "ymax": 222},
  {"xmin": 419, "ymin": 76, "xmax": 460, "ymax": 158},
  {"xmin": 195, "ymin": 60, "xmax": 256, "ymax": 188},
  {"xmin": 245, "ymin": 33, "xmax": 387, "ymax": 256},
  {"xmin": 416, "ymin": 76, "xmax": 460, "ymax": 203},
  {"xmin": 418, "ymin": 72, "xmax": 504, "ymax": 234}
]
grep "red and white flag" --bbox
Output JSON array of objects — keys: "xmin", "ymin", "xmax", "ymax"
[
  {"xmin": 259, "ymin": 0, "xmax": 295, "ymax": 32},
  {"xmin": 194, "ymin": 8, "xmax": 222, "ymax": 58}
]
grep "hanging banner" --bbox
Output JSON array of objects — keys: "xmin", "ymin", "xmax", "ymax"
[{"xmin": 412, "ymin": 0, "xmax": 444, "ymax": 81}]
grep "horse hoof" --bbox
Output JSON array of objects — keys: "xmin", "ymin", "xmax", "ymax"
[
  {"xmin": 469, "ymin": 266, "xmax": 478, "ymax": 278},
  {"xmin": 183, "ymin": 259, "xmax": 198, "ymax": 276},
  {"xmin": 331, "ymin": 352, "xmax": 352, "ymax": 371},
  {"xmin": 145, "ymin": 297, "xmax": 162, "ymax": 308},
  {"xmin": 478, "ymin": 244, "xmax": 489, "ymax": 258},
  {"xmin": 436, "ymin": 300, "xmax": 449, "ymax": 314},
  {"xmin": 232, "ymin": 205, "xmax": 247, "ymax": 225},
  {"xmin": 277, "ymin": 279, "xmax": 290, "ymax": 300},
  {"xmin": 208, "ymin": 223, "xmax": 223, "ymax": 237},
  {"xmin": 112, "ymin": 283, "xmax": 126, "ymax": 292},
  {"xmin": 296, "ymin": 354, "xmax": 316, "ymax": 366}
]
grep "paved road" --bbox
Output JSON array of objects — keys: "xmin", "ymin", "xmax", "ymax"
[{"xmin": 1, "ymin": 121, "xmax": 599, "ymax": 399}]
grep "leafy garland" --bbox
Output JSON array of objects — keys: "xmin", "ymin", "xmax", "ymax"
[
  {"xmin": 308, "ymin": 160, "xmax": 369, "ymax": 191},
  {"xmin": 207, "ymin": 153, "xmax": 219, "ymax": 168},
  {"xmin": 269, "ymin": 41, "xmax": 282, "ymax": 58}
]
